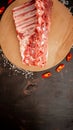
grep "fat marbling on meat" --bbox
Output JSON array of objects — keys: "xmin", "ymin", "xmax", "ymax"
[{"xmin": 12, "ymin": 0, "xmax": 53, "ymax": 67}]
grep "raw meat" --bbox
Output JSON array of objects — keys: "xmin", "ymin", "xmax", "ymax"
[{"xmin": 12, "ymin": 0, "xmax": 53, "ymax": 67}]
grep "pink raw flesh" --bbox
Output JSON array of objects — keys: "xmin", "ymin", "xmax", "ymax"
[{"xmin": 12, "ymin": 0, "xmax": 53, "ymax": 67}]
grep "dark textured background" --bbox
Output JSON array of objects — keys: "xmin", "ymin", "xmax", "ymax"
[{"xmin": 0, "ymin": 0, "xmax": 73, "ymax": 130}]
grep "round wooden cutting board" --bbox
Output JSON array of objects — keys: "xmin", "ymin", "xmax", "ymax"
[{"xmin": 0, "ymin": 0, "xmax": 73, "ymax": 72}]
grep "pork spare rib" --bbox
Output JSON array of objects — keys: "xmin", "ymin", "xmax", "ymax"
[{"xmin": 12, "ymin": 0, "xmax": 53, "ymax": 67}]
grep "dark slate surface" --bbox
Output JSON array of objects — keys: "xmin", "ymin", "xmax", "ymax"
[
  {"xmin": 0, "ymin": 0, "xmax": 73, "ymax": 130},
  {"xmin": 0, "ymin": 48, "xmax": 73, "ymax": 130}
]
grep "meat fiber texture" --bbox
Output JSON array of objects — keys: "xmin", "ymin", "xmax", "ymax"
[{"xmin": 12, "ymin": 0, "xmax": 53, "ymax": 67}]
